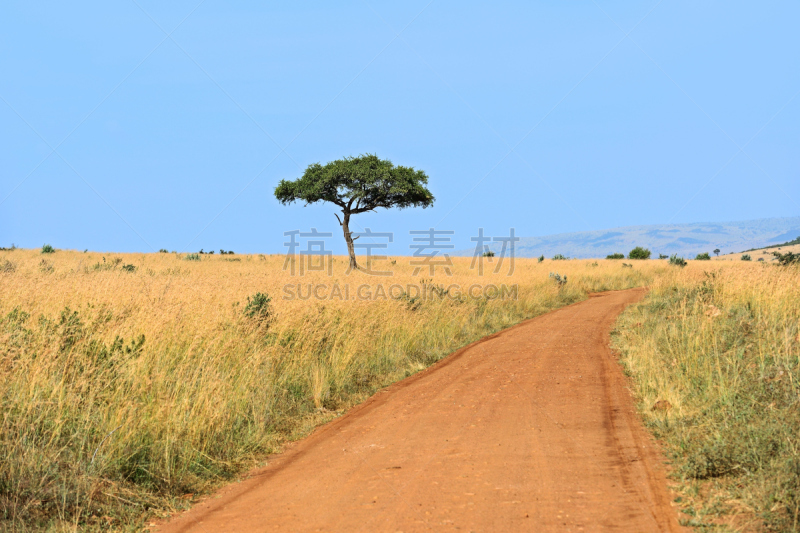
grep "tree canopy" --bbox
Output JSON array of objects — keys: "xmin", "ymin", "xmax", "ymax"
[
  {"xmin": 275, "ymin": 154, "xmax": 434, "ymax": 213},
  {"xmin": 275, "ymin": 154, "xmax": 434, "ymax": 270}
]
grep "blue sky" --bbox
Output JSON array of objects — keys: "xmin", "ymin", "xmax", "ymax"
[{"xmin": 1, "ymin": 1, "xmax": 798, "ymax": 255}]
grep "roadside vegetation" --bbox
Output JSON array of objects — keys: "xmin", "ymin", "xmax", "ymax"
[
  {"xmin": 614, "ymin": 262, "xmax": 800, "ymax": 531},
  {"xmin": 0, "ymin": 249, "xmax": 661, "ymax": 531}
]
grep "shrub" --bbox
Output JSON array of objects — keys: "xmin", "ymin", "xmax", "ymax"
[
  {"xmin": 537, "ymin": 255, "xmax": 544, "ymax": 263},
  {"xmin": 243, "ymin": 292, "xmax": 272, "ymax": 325},
  {"xmin": 185, "ymin": 254, "xmax": 201, "ymax": 261},
  {"xmin": 741, "ymin": 254, "xmax": 751, "ymax": 261},
  {"xmin": 121, "ymin": 264, "xmax": 136, "ymax": 273},
  {"xmin": 41, "ymin": 244, "xmax": 55, "ymax": 254},
  {"xmin": 669, "ymin": 254, "xmax": 687, "ymax": 267},
  {"xmin": 772, "ymin": 251, "xmax": 799, "ymax": 265},
  {"xmin": 159, "ymin": 249, "xmax": 168, "ymax": 253},
  {"xmin": 628, "ymin": 247, "xmax": 651, "ymax": 260},
  {"xmin": 552, "ymin": 254, "xmax": 568, "ymax": 260},
  {"xmin": 606, "ymin": 253, "xmax": 624, "ymax": 259},
  {"xmin": 482, "ymin": 250, "xmax": 495, "ymax": 257},
  {"xmin": 548, "ymin": 272, "xmax": 567, "ymax": 286},
  {"xmin": 659, "ymin": 254, "xmax": 668, "ymax": 260},
  {"xmin": 713, "ymin": 248, "xmax": 720, "ymax": 256},
  {"xmin": 696, "ymin": 252, "xmax": 711, "ymax": 260}
]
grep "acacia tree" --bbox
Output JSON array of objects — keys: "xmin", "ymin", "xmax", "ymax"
[{"xmin": 274, "ymin": 154, "xmax": 434, "ymax": 270}]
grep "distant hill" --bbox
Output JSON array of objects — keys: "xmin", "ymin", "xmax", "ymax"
[{"xmin": 457, "ymin": 217, "xmax": 800, "ymax": 259}]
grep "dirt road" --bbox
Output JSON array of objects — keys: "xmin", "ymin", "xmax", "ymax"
[{"xmin": 158, "ymin": 288, "xmax": 683, "ymax": 532}]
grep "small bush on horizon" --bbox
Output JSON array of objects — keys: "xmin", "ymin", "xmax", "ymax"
[
  {"xmin": 607, "ymin": 253, "xmax": 624, "ymax": 259},
  {"xmin": 185, "ymin": 253, "xmax": 201, "ymax": 261},
  {"xmin": 552, "ymin": 254, "xmax": 568, "ymax": 260},
  {"xmin": 658, "ymin": 254, "xmax": 668, "ymax": 260},
  {"xmin": 628, "ymin": 247, "xmax": 651, "ymax": 260},
  {"xmin": 741, "ymin": 254, "xmax": 751, "ymax": 261},
  {"xmin": 538, "ymin": 255, "xmax": 544, "ymax": 263},
  {"xmin": 482, "ymin": 250, "xmax": 495, "ymax": 257},
  {"xmin": 159, "ymin": 249, "xmax": 168, "ymax": 253},
  {"xmin": 669, "ymin": 254, "xmax": 687, "ymax": 267},
  {"xmin": 41, "ymin": 244, "xmax": 55, "ymax": 254},
  {"xmin": 696, "ymin": 252, "xmax": 711, "ymax": 261}
]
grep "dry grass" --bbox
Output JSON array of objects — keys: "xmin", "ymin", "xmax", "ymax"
[
  {"xmin": 0, "ymin": 249, "xmax": 662, "ymax": 531},
  {"xmin": 614, "ymin": 262, "xmax": 800, "ymax": 531}
]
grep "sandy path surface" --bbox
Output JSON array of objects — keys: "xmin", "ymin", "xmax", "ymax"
[{"xmin": 157, "ymin": 288, "xmax": 683, "ymax": 532}]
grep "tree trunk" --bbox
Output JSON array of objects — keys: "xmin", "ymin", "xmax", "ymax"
[{"xmin": 342, "ymin": 211, "xmax": 359, "ymax": 271}]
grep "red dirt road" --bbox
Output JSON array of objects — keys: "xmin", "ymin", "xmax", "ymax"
[{"xmin": 158, "ymin": 288, "xmax": 683, "ymax": 532}]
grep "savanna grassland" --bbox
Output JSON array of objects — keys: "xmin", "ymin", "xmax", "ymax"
[
  {"xmin": 614, "ymin": 262, "xmax": 800, "ymax": 531},
  {"xmin": 0, "ymin": 249, "xmax": 656, "ymax": 532}
]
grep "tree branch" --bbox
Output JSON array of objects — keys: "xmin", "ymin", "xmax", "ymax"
[{"xmin": 334, "ymin": 213, "xmax": 343, "ymax": 226}]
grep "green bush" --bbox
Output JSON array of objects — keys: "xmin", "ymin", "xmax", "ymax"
[
  {"xmin": 243, "ymin": 292, "xmax": 272, "ymax": 325},
  {"xmin": 482, "ymin": 250, "xmax": 495, "ymax": 257},
  {"xmin": 159, "ymin": 249, "xmax": 168, "ymax": 253},
  {"xmin": 772, "ymin": 251, "xmax": 799, "ymax": 265},
  {"xmin": 669, "ymin": 254, "xmax": 687, "ymax": 267},
  {"xmin": 628, "ymin": 247, "xmax": 651, "ymax": 260},
  {"xmin": 41, "ymin": 244, "xmax": 55, "ymax": 254},
  {"xmin": 552, "ymin": 254, "xmax": 568, "ymax": 260},
  {"xmin": 185, "ymin": 254, "xmax": 201, "ymax": 261},
  {"xmin": 537, "ymin": 255, "xmax": 544, "ymax": 263},
  {"xmin": 696, "ymin": 252, "xmax": 711, "ymax": 260},
  {"xmin": 741, "ymin": 254, "xmax": 751, "ymax": 261},
  {"xmin": 121, "ymin": 264, "xmax": 136, "ymax": 273},
  {"xmin": 659, "ymin": 254, "xmax": 668, "ymax": 260},
  {"xmin": 606, "ymin": 253, "xmax": 624, "ymax": 259}
]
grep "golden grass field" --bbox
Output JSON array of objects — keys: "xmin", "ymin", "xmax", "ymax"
[
  {"xmin": 0, "ymin": 249, "xmax": 656, "ymax": 531},
  {"xmin": 614, "ymin": 262, "xmax": 800, "ymax": 530},
  {"xmin": 0, "ymin": 249, "xmax": 797, "ymax": 531}
]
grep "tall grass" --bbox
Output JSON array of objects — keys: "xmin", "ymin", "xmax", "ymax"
[
  {"xmin": 0, "ymin": 250, "xmax": 661, "ymax": 531},
  {"xmin": 614, "ymin": 263, "xmax": 800, "ymax": 531}
]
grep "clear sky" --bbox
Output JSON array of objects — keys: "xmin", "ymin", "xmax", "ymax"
[{"xmin": 1, "ymin": 1, "xmax": 798, "ymax": 255}]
